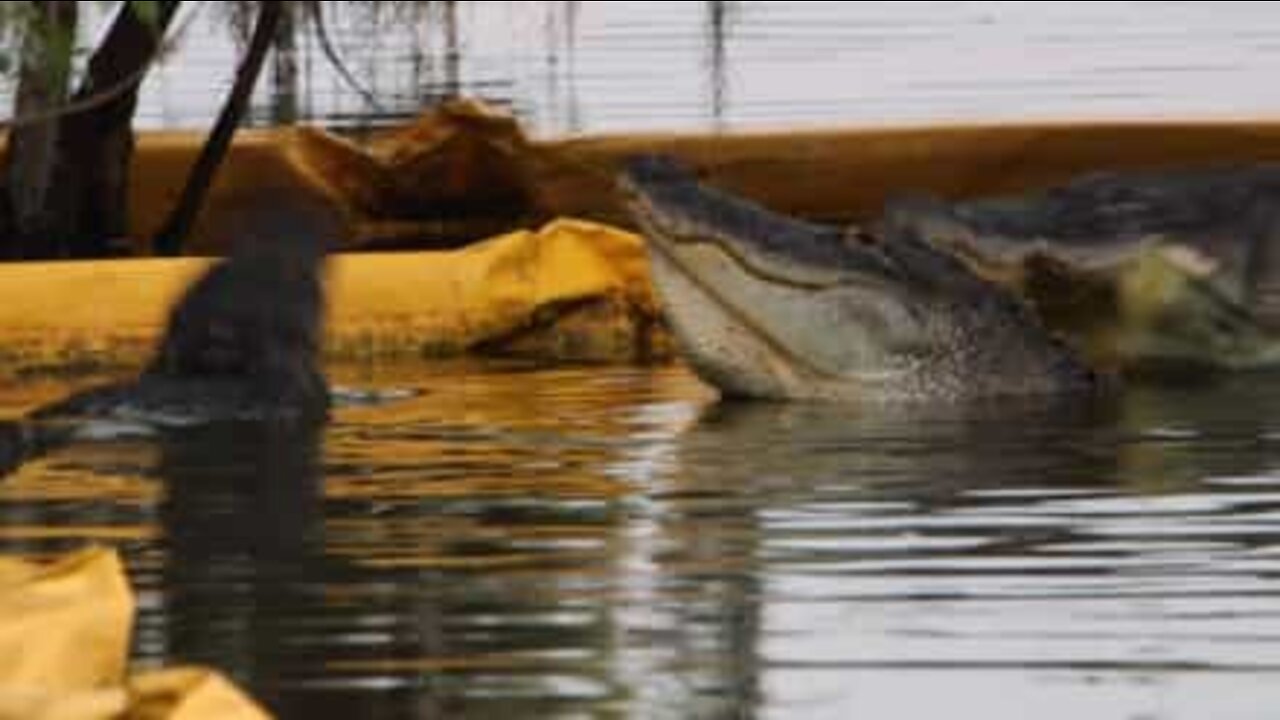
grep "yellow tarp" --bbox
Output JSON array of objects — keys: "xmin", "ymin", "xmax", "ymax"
[
  {"xmin": 0, "ymin": 548, "xmax": 269, "ymax": 720},
  {"xmin": 0, "ymin": 218, "xmax": 669, "ymax": 376},
  {"xmin": 122, "ymin": 99, "xmax": 538, "ymax": 254},
  {"xmin": 100, "ymin": 97, "xmax": 1280, "ymax": 255}
]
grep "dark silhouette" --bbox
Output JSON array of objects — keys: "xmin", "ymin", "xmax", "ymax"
[
  {"xmin": 2, "ymin": 188, "xmax": 343, "ymax": 478},
  {"xmin": 155, "ymin": 418, "xmax": 327, "ymax": 716}
]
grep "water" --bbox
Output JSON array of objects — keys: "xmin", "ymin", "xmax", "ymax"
[
  {"xmin": 10, "ymin": 2, "xmax": 1280, "ymax": 135},
  {"xmin": 5, "ymin": 3, "xmax": 1280, "ymax": 716},
  {"xmin": 4, "ymin": 361, "xmax": 1280, "ymax": 718}
]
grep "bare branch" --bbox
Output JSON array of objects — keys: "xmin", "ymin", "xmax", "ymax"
[
  {"xmin": 0, "ymin": 2, "xmax": 204, "ymax": 131},
  {"xmin": 304, "ymin": 1, "xmax": 386, "ymax": 113}
]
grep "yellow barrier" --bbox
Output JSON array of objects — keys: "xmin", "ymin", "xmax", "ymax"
[
  {"xmin": 0, "ymin": 548, "xmax": 268, "ymax": 720},
  {"xmin": 9, "ymin": 99, "xmax": 1280, "ymax": 375},
  {"xmin": 0, "ymin": 219, "xmax": 670, "ymax": 376}
]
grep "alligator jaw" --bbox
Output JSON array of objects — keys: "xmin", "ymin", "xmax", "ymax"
[{"xmin": 619, "ymin": 154, "xmax": 1097, "ymax": 403}]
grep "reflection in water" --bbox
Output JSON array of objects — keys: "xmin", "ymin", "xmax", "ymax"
[
  {"xmin": 0, "ymin": 422, "xmax": 28, "ymax": 478},
  {"xmin": 3, "ymin": 364, "xmax": 1280, "ymax": 717},
  {"xmin": 665, "ymin": 380, "xmax": 1280, "ymax": 717},
  {"xmin": 154, "ymin": 421, "xmax": 325, "ymax": 716}
]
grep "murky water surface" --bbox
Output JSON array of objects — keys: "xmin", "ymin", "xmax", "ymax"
[{"xmin": 3, "ymin": 361, "xmax": 1280, "ymax": 718}]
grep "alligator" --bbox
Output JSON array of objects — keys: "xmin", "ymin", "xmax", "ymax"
[
  {"xmin": 618, "ymin": 155, "xmax": 1097, "ymax": 403},
  {"xmin": 620, "ymin": 155, "xmax": 1280, "ymax": 403},
  {"xmin": 0, "ymin": 190, "xmax": 340, "ymax": 475},
  {"xmin": 884, "ymin": 165, "xmax": 1280, "ymax": 375}
]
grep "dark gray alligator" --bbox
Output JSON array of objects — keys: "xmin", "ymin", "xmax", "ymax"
[
  {"xmin": 621, "ymin": 155, "xmax": 1280, "ymax": 403},
  {"xmin": 618, "ymin": 155, "xmax": 1096, "ymax": 403},
  {"xmin": 884, "ymin": 165, "xmax": 1280, "ymax": 375}
]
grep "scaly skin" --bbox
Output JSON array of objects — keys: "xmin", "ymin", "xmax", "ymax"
[
  {"xmin": 884, "ymin": 165, "xmax": 1280, "ymax": 373},
  {"xmin": 619, "ymin": 155, "xmax": 1095, "ymax": 404}
]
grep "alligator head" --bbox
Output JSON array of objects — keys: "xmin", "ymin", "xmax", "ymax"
[{"xmin": 618, "ymin": 155, "xmax": 1096, "ymax": 403}]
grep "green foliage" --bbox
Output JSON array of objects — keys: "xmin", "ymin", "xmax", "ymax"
[
  {"xmin": 0, "ymin": 1, "xmax": 145, "ymax": 88},
  {"xmin": 30, "ymin": 6, "xmax": 79, "ymax": 93},
  {"xmin": 39, "ymin": 21, "xmax": 75, "ymax": 92},
  {"xmin": 0, "ymin": 2, "xmax": 76, "ymax": 90},
  {"xmin": 0, "ymin": 2, "xmax": 28, "ymax": 31},
  {"xmin": 0, "ymin": 3, "xmax": 30, "ymax": 77},
  {"xmin": 130, "ymin": 0, "xmax": 161, "ymax": 29}
]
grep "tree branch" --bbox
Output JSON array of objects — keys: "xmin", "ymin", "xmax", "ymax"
[
  {"xmin": 304, "ymin": 1, "xmax": 386, "ymax": 114},
  {"xmin": 153, "ymin": 1, "xmax": 283, "ymax": 255},
  {"xmin": 0, "ymin": 1, "xmax": 200, "ymax": 131}
]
